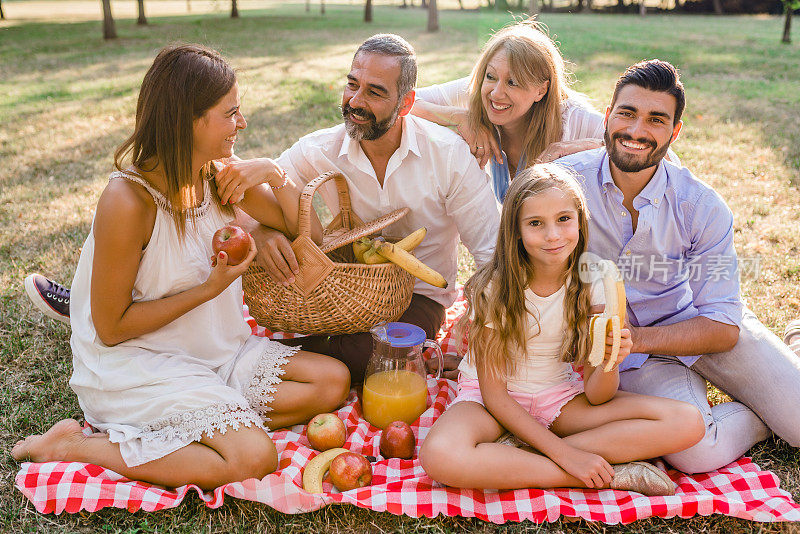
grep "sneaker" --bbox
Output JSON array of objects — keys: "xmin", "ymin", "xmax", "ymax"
[
  {"xmin": 24, "ymin": 274, "xmax": 71, "ymax": 325},
  {"xmin": 610, "ymin": 461, "xmax": 676, "ymax": 496},
  {"xmin": 784, "ymin": 319, "xmax": 800, "ymax": 346}
]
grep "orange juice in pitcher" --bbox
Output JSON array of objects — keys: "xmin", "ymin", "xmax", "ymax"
[
  {"xmin": 362, "ymin": 370, "xmax": 428, "ymax": 429},
  {"xmin": 361, "ymin": 323, "xmax": 443, "ymax": 429}
]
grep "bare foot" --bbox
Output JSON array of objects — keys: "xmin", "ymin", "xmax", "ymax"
[{"xmin": 12, "ymin": 419, "xmax": 86, "ymax": 463}]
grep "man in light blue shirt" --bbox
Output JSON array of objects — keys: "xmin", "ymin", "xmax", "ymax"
[{"xmin": 558, "ymin": 60, "xmax": 800, "ymax": 474}]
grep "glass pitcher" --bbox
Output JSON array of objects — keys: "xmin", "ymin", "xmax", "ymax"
[{"xmin": 361, "ymin": 322, "xmax": 444, "ymax": 429}]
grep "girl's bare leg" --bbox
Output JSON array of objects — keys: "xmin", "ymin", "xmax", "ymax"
[
  {"xmin": 12, "ymin": 419, "xmax": 277, "ymax": 490},
  {"xmin": 266, "ymin": 350, "xmax": 350, "ymax": 429},
  {"xmin": 419, "ymin": 402, "xmax": 590, "ymax": 490},
  {"xmin": 551, "ymin": 391, "xmax": 705, "ymax": 463}
]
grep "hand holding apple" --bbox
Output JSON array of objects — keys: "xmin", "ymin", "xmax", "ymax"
[
  {"xmin": 379, "ymin": 421, "xmax": 416, "ymax": 459},
  {"xmin": 329, "ymin": 452, "xmax": 372, "ymax": 491},
  {"xmin": 212, "ymin": 225, "xmax": 251, "ymax": 266},
  {"xmin": 306, "ymin": 413, "xmax": 347, "ymax": 451}
]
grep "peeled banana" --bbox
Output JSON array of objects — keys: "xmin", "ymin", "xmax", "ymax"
[
  {"xmin": 301, "ymin": 447, "xmax": 349, "ymax": 494},
  {"xmin": 374, "ymin": 241, "xmax": 448, "ymax": 289},
  {"xmin": 588, "ymin": 260, "xmax": 627, "ymax": 372}
]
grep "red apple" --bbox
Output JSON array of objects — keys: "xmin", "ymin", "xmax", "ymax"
[
  {"xmin": 329, "ymin": 452, "xmax": 372, "ymax": 491},
  {"xmin": 306, "ymin": 413, "xmax": 347, "ymax": 451},
  {"xmin": 379, "ymin": 421, "xmax": 416, "ymax": 459},
  {"xmin": 211, "ymin": 225, "xmax": 251, "ymax": 266}
]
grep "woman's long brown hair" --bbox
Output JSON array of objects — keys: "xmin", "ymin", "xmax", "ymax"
[
  {"xmin": 114, "ymin": 43, "xmax": 235, "ymax": 236},
  {"xmin": 458, "ymin": 164, "xmax": 593, "ymax": 381}
]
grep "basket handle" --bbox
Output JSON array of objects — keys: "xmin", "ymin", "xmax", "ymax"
[{"xmin": 298, "ymin": 172, "xmax": 352, "ymax": 239}]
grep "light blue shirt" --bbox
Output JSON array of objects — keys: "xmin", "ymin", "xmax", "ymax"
[
  {"xmin": 557, "ymin": 148, "xmax": 743, "ymax": 370},
  {"xmin": 488, "ymin": 142, "xmax": 525, "ymax": 203}
]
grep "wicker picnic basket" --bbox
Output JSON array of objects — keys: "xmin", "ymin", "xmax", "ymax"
[{"xmin": 242, "ymin": 171, "xmax": 415, "ymax": 335}]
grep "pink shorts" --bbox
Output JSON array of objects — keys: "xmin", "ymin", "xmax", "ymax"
[{"xmin": 451, "ymin": 375, "xmax": 585, "ymax": 428}]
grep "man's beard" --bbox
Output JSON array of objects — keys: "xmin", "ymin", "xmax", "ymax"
[
  {"xmin": 604, "ymin": 130, "xmax": 671, "ymax": 173},
  {"xmin": 342, "ymin": 102, "xmax": 400, "ymax": 142}
]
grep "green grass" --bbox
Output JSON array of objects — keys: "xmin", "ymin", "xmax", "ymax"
[{"xmin": 2, "ymin": 3, "xmax": 800, "ymax": 532}]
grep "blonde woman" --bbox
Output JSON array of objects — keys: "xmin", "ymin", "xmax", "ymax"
[
  {"xmin": 413, "ymin": 20, "xmax": 605, "ymax": 201},
  {"xmin": 419, "ymin": 164, "xmax": 704, "ymax": 494}
]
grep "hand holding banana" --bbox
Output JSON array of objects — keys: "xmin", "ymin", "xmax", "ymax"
[
  {"xmin": 588, "ymin": 260, "xmax": 628, "ymax": 372},
  {"xmin": 352, "ymin": 227, "xmax": 448, "ymax": 289}
]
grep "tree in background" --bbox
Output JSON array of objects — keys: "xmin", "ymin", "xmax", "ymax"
[
  {"xmin": 783, "ymin": 0, "xmax": 800, "ymax": 42},
  {"xmin": 712, "ymin": 0, "xmax": 723, "ymax": 14},
  {"xmin": 231, "ymin": 0, "xmax": 238, "ymax": 18},
  {"xmin": 365, "ymin": 0, "xmax": 373, "ymax": 22},
  {"xmin": 137, "ymin": 0, "xmax": 147, "ymax": 25},
  {"xmin": 529, "ymin": 0, "xmax": 539, "ymax": 15},
  {"xmin": 0, "ymin": 0, "xmax": 5, "ymax": 20},
  {"xmin": 101, "ymin": 0, "xmax": 117, "ymax": 39},
  {"xmin": 427, "ymin": 0, "xmax": 438, "ymax": 31}
]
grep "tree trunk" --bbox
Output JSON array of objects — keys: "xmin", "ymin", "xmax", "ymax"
[
  {"xmin": 364, "ymin": 0, "xmax": 372, "ymax": 21},
  {"xmin": 528, "ymin": 0, "xmax": 539, "ymax": 15},
  {"xmin": 420, "ymin": 0, "xmax": 427, "ymax": 8},
  {"xmin": 712, "ymin": 0, "xmax": 723, "ymax": 14},
  {"xmin": 783, "ymin": 5, "xmax": 792, "ymax": 43},
  {"xmin": 639, "ymin": 1, "xmax": 646, "ymax": 16},
  {"xmin": 321, "ymin": 0, "xmax": 325, "ymax": 15},
  {"xmin": 427, "ymin": 0, "xmax": 438, "ymax": 32},
  {"xmin": 583, "ymin": 0, "xmax": 592, "ymax": 12},
  {"xmin": 0, "ymin": 0, "xmax": 5, "ymax": 20},
  {"xmin": 576, "ymin": 0, "xmax": 584, "ymax": 11},
  {"xmin": 231, "ymin": 0, "xmax": 238, "ymax": 17},
  {"xmin": 137, "ymin": 0, "xmax": 147, "ymax": 24},
  {"xmin": 101, "ymin": 0, "xmax": 117, "ymax": 39},
  {"xmin": 186, "ymin": 0, "xmax": 191, "ymax": 12},
  {"xmin": 305, "ymin": 0, "xmax": 310, "ymax": 11}
]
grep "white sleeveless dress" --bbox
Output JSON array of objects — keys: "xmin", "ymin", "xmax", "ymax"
[{"xmin": 69, "ymin": 169, "xmax": 299, "ymax": 467}]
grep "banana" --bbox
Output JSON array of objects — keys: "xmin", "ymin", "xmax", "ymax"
[
  {"xmin": 363, "ymin": 237, "xmax": 388, "ymax": 264},
  {"xmin": 352, "ymin": 238, "xmax": 371, "ymax": 263},
  {"xmin": 354, "ymin": 229, "xmax": 427, "ymax": 264},
  {"xmin": 302, "ymin": 447, "xmax": 349, "ymax": 494},
  {"xmin": 394, "ymin": 227, "xmax": 426, "ymax": 252},
  {"xmin": 374, "ymin": 241, "xmax": 448, "ymax": 289},
  {"xmin": 587, "ymin": 260, "xmax": 627, "ymax": 372}
]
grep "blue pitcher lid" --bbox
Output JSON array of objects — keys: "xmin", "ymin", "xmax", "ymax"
[{"xmin": 381, "ymin": 322, "xmax": 426, "ymax": 348}]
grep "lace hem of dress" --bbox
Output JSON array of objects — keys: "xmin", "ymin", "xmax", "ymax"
[
  {"xmin": 243, "ymin": 341, "xmax": 300, "ymax": 426},
  {"xmin": 139, "ymin": 401, "xmax": 263, "ymax": 444}
]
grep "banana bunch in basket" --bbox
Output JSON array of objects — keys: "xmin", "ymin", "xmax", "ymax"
[{"xmin": 352, "ymin": 228, "xmax": 447, "ymax": 289}]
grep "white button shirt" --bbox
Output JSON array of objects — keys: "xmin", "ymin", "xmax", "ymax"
[{"xmin": 276, "ymin": 115, "xmax": 501, "ymax": 307}]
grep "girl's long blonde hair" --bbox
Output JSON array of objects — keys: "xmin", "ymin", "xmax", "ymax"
[
  {"xmin": 459, "ymin": 163, "xmax": 593, "ymax": 380},
  {"xmin": 467, "ymin": 19, "xmax": 571, "ymax": 165},
  {"xmin": 114, "ymin": 44, "xmax": 235, "ymax": 237}
]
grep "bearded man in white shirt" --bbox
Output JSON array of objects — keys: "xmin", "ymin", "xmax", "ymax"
[{"xmin": 243, "ymin": 34, "xmax": 501, "ymax": 383}]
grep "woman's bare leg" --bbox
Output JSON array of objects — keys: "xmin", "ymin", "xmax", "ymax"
[
  {"xmin": 265, "ymin": 350, "xmax": 350, "ymax": 429},
  {"xmin": 12, "ymin": 418, "xmax": 277, "ymax": 490},
  {"xmin": 419, "ymin": 402, "xmax": 590, "ymax": 490},
  {"xmin": 551, "ymin": 391, "xmax": 705, "ymax": 463}
]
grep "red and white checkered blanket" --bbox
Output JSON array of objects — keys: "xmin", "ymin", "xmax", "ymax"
[{"xmin": 14, "ymin": 294, "xmax": 800, "ymax": 523}]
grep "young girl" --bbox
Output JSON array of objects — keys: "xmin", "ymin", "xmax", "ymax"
[
  {"xmin": 419, "ymin": 164, "xmax": 704, "ymax": 495},
  {"xmin": 12, "ymin": 44, "xmax": 350, "ymax": 490}
]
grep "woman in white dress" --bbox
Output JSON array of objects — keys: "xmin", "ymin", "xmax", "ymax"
[
  {"xmin": 12, "ymin": 44, "xmax": 350, "ymax": 490},
  {"xmin": 413, "ymin": 19, "xmax": 606, "ymax": 202}
]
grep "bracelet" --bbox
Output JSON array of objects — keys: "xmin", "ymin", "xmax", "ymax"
[{"xmin": 271, "ymin": 169, "xmax": 289, "ymax": 190}]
